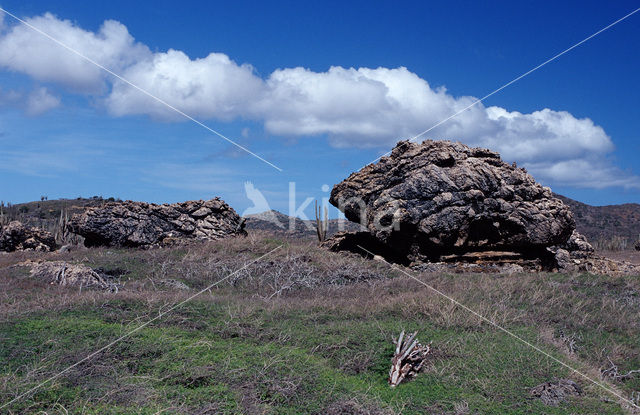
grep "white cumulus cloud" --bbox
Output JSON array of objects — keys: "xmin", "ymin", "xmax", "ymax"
[
  {"xmin": 26, "ymin": 86, "xmax": 60, "ymax": 115},
  {"xmin": 0, "ymin": 12, "xmax": 150, "ymax": 93},
  {"xmin": 105, "ymin": 49, "xmax": 263, "ymax": 120},
  {"xmin": 0, "ymin": 12, "xmax": 637, "ymax": 189},
  {"xmin": 0, "ymin": 86, "xmax": 60, "ymax": 115}
]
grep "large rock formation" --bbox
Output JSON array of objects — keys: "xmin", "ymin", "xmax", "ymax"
[
  {"xmin": 68, "ymin": 198, "xmax": 245, "ymax": 247},
  {"xmin": 327, "ymin": 140, "xmax": 575, "ymax": 266},
  {"xmin": 0, "ymin": 221, "xmax": 56, "ymax": 252}
]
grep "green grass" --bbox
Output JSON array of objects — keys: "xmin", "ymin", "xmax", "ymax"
[{"xmin": 0, "ymin": 299, "xmax": 625, "ymax": 414}]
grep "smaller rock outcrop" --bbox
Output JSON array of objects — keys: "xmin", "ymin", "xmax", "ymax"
[
  {"xmin": 28, "ymin": 261, "xmax": 119, "ymax": 291},
  {"xmin": 530, "ymin": 379, "xmax": 582, "ymax": 406},
  {"xmin": 546, "ymin": 231, "xmax": 640, "ymax": 276},
  {"xmin": 548, "ymin": 231, "xmax": 595, "ymax": 272},
  {"xmin": 0, "ymin": 221, "xmax": 56, "ymax": 252},
  {"xmin": 561, "ymin": 231, "xmax": 594, "ymax": 258},
  {"xmin": 635, "ymin": 241, "xmax": 640, "ymax": 251},
  {"xmin": 68, "ymin": 198, "xmax": 245, "ymax": 248}
]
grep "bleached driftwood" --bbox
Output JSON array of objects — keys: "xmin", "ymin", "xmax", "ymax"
[{"xmin": 388, "ymin": 330, "xmax": 430, "ymax": 387}]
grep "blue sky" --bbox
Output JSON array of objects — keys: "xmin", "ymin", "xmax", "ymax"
[{"xmin": 0, "ymin": 0, "xmax": 639, "ymax": 218}]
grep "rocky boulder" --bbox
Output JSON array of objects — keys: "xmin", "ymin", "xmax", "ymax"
[
  {"xmin": 68, "ymin": 198, "xmax": 246, "ymax": 248},
  {"xmin": 530, "ymin": 379, "xmax": 582, "ymax": 406},
  {"xmin": 327, "ymin": 140, "xmax": 575, "ymax": 265},
  {"xmin": 547, "ymin": 230, "xmax": 595, "ymax": 272},
  {"xmin": 0, "ymin": 221, "xmax": 56, "ymax": 252},
  {"xmin": 29, "ymin": 261, "xmax": 118, "ymax": 291},
  {"xmin": 560, "ymin": 230, "xmax": 594, "ymax": 258}
]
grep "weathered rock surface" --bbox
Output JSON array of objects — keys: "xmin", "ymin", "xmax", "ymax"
[
  {"xmin": 560, "ymin": 230, "xmax": 594, "ymax": 258},
  {"xmin": 554, "ymin": 254, "xmax": 640, "ymax": 277},
  {"xmin": 328, "ymin": 140, "xmax": 575, "ymax": 265},
  {"xmin": 28, "ymin": 261, "xmax": 119, "ymax": 291},
  {"xmin": 68, "ymin": 198, "xmax": 246, "ymax": 247},
  {"xmin": 0, "ymin": 221, "xmax": 56, "ymax": 252},
  {"xmin": 547, "ymin": 230, "xmax": 595, "ymax": 272},
  {"xmin": 545, "ymin": 230, "xmax": 640, "ymax": 276},
  {"xmin": 530, "ymin": 379, "xmax": 582, "ymax": 406}
]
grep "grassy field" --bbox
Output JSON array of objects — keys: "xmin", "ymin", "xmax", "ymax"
[{"xmin": 1, "ymin": 234, "xmax": 639, "ymax": 414}]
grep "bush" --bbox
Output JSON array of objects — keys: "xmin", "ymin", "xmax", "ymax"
[{"xmin": 593, "ymin": 235, "xmax": 629, "ymax": 251}]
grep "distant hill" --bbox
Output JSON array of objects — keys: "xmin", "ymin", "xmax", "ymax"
[
  {"xmin": 0, "ymin": 197, "xmax": 113, "ymax": 230},
  {"xmin": 3, "ymin": 196, "xmax": 638, "ymax": 247},
  {"xmin": 246, "ymin": 196, "xmax": 640, "ymax": 246},
  {"xmin": 244, "ymin": 210, "xmax": 364, "ymax": 239},
  {"xmin": 555, "ymin": 194, "xmax": 640, "ymax": 247}
]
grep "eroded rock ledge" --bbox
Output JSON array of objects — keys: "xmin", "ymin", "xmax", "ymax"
[{"xmin": 68, "ymin": 198, "xmax": 246, "ymax": 248}]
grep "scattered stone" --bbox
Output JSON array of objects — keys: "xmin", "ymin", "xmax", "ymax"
[
  {"xmin": 0, "ymin": 221, "xmax": 56, "ymax": 252},
  {"xmin": 29, "ymin": 261, "xmax": 118, "ymax": 291},
  {"xmin": 547, "ymin": 230, "xmax": 595, "ymax": 272},
  {"xmin": 411, "ymin": 260, "xmax": 534, "ymax": 274},
  {"xmin": 561, "ymin": 231, "xmax": 594, "ymax": 258},
  {"xmin": 327, "ymin": 140, "xmax": 574, "ymax": 266},
  {"xmin": 546, "ymin": 230, "xmax": 640, "ymax": 275},
  {"xmin": 67, "ymin": 198, "xmax": 246, "ymax": 248},
  {"xmin": 548, "ymin": 247, "xmax": 575, "ymax": 272},
  {"xmin": 498, "ymin": 263, "xmax": 525, "ymax": 275},
  {"xmin": 530, "ymin": 379, "xmax": 582, "ymax": 406},
  {"xmin": 577, "ymin": 256, "xmax": 640, "ymax": 277}
]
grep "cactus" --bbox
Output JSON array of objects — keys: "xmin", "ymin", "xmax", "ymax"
[
  {"xmin": 315, "ymin": 200, "xmax": 328, "ymax": 243},
  {"xmin": 54, "ymin": 209, "xmax": 71, "ymax": 245},
  {"xmin": 0, "ymin": 201, "xmax": 8, "ymax": 226}
]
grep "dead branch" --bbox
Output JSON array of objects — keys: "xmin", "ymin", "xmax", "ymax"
[
  {"xmin": 601, "ymin": 357, "xmax": 640, "ymax": 381},
  {"xmin": 388, "ymin": 330, "xmax": 430, "ymax": 387}
]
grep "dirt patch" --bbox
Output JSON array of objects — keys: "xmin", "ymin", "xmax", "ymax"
[
  {"xmin": 323, "ymin": 397, "xmax": 391, "ymax": 415},
  {"xmin": 600, "ymin": 249, "xmax": 640, "ymax": 265}
]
